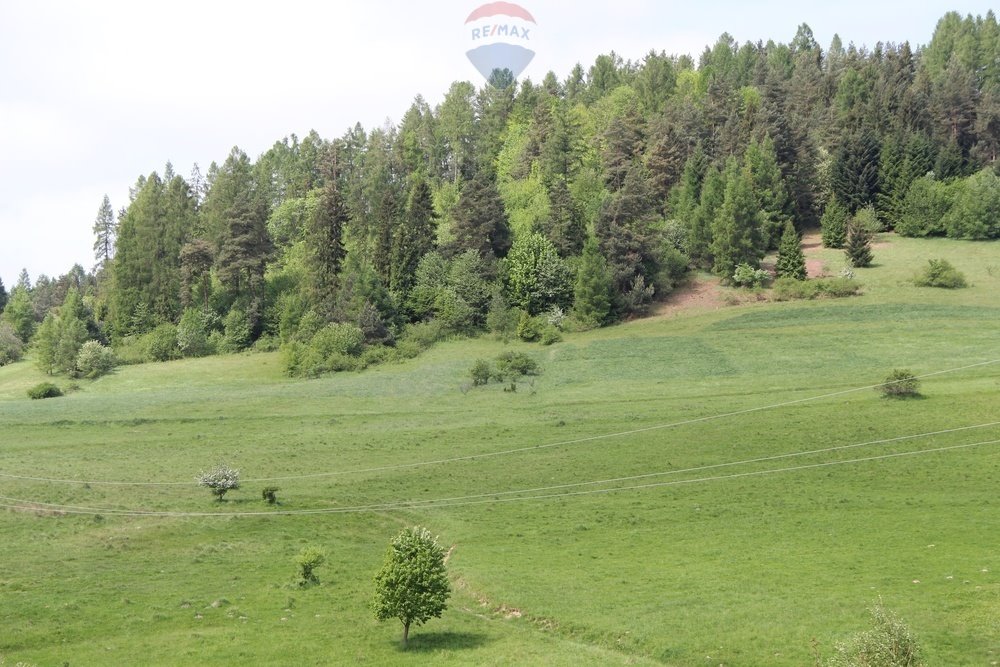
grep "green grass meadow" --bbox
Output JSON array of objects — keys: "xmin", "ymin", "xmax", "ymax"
[{"xmin": 1, "ymin": 235, "xmax": 999, "ymax": 665}]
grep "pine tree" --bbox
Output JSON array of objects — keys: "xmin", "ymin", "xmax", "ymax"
[
  {"xmin": 389, "ymin": 176, "xmax": 436, "ymax": 297},
  {"xmin": 845, "ymin": 221, "xmax": 873, "ymax": 267},
  {"xmin": 830, "ymin": 129, "xmax": 881, "ymax": 213},
  {"xmin": 711, "ymin": 160, "xmax": 764, "ymax": 279},
  {"xmin": 688, "ymin": 164, "xmax": 724, "ymax": 268},
  {"xmin": 92, "ymin": 195, "xmax": 116, "ymax": 268},
  {"xmin": 446, "ymin": 170, "xmax": 511, "ymax": 261},
  {"xmin": 542, "ymin": 177, "xmax": 585, "ymax": 257},
  {"xmin": 34, "ymin": 313, "xmax": 59, "ymax": 375},
  {"xmin": 820, "ymin": 197, "xmax": 850, "ymax": 248},
  {"xmin": 775, "ymin": 221, "xmax": 807, "ymax": 280},
  {"xmin": 0, "ymin": 276, "xmax": 7, "ymax": 314},
  {"xmin": 744, "ymin": 136, "xmax": 793, "ymax": 249},
  {"xmin": 306, "ymin": 148, "xmax": 349, "ymax": 315},
  {"xmin": 572, "ymin": 237, "xmax": 613, "ymax": 328}
]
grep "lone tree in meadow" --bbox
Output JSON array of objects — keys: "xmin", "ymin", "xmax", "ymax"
[
  {"xmin": 372, "ymin": 526, "xmax": 451, "ymax": 648},
  {"xmin": 197, "ymin": 463, "xmax": 241, "ymax": 501}
]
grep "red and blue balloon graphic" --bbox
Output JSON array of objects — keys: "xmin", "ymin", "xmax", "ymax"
[{"xmin": 465, "ymin": 2, "xmax": 536, "ymax": 81}]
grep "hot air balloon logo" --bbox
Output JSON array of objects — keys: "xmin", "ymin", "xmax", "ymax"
[{"xmin": 464, "ymin": 2, "xmax": 537, "ymax": 83}]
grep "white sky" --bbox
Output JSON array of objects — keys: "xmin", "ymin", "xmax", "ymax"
[{"xmin": 0, "ymin": 0, "xmax": 995, "ymax": 289}]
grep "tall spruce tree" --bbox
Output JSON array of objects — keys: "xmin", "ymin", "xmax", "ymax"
[
  {"xmin": 820, "ymin": 197, "xmax": 850, "ymax": 248},
  {"xmin": 446, "ymin": 170, "xmax": 511, "ymax": 261},
  {"xmin": 92, "ymin": 194, "xmax": 117, "ymax": 268},
  {"xmin": 306, "ymin": 148, "xmax": 349, "ymax": 315},
  {"xmin": 775, "ymin": 221, "xmax": 807, "ymax": 280},
  {"xmin": 830, "ymin": 129, "xmax": 881, "ymax": 213},
  {"xmin": 572, "ymin": 237, "xmax": 613, "ymax": 328},
  {"xmin": 711, "ymin": 160, "xmax": 764, "ymax": 279},
  {"xmin": 0, "ymin": 276, "xmax": 7, "ymax": 314},
  {"xmin": 845, "ymin": 221, "xmax": 874, "ymax": 267},
  {"xmin": 541, "ymin": 177, "xmax": 586, "ymax": 257},
  {"xmin": 389, "ymin": 176, "xmax": 436, "ymax": 297}
]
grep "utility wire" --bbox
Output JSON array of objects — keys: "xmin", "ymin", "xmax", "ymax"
[{"xmin": 2, "ymin": 358, "xmax": 997, "ymax": 487}]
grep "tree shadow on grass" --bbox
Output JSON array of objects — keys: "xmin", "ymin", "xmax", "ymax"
[{"xmin": 398, "ymin": 631, "xmax": 490, "ymax": 653}]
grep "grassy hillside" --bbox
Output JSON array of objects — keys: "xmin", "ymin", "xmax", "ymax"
[{"xmin": 1, "ymin": 235, "xmax": 998, "ymax": 665}]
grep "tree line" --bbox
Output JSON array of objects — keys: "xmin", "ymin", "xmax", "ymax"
[{"xmin": 2, "ymin": 11, "xmax": 998, "ymax": 375}]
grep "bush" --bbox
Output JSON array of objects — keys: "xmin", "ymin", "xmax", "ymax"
[
  {"xmin": 732, "ymin": 263, "xmax": 770, "ymax": 288},
  {"xmin": 221, "ymin": 308, "xmax": 253, "ymax": 353},
  {"xmin": 494, "ymin": 351, "xmax": 540, "ymax": 380},
  {"xmin": 145, "ymin": 323, "xmax": 179, "ymax": 362},
  {"xmin": 197, "ymin": 463, "xmax": 241, "ymax": 500},
  {"xmin": 0, "ymin": 322, "xmax": 24, "ymax": 366},
  {"xmin": 912, "ymin": 259, "xmax": 967, "ymax": 288},
  {"xmin": 772, "ymin": 277, "xmax": 861, "ymax": 301},
  {"xmin": 470, "ymin": 359, "xmax": 492, "ymax": 386},
  {"xmin": 262, "ymin": 487, "xmax": 279, "ymax": 504},
  {"xmin": 516, "ymin": 311, "xmax": 543, "ymax": 342},
  {"xmin": 853, "ymin": 204, "xmax": 883, "ymax": 233},
  {"xmin": 311, "ymin": 323, "xmax": 365, "ymax": 358},
  {"xmin": 27, "ymin": 382, "xmax": 63, "ymax": 400},
  {"xmin": 540, "ymin": 325, "xmax": 562, "ymax": 346},
  {"xmin": 295, "ymin": 546, "xmax": 326, "ymax": 586},
  {"xmin": 177, "ymin": 307, "xmax": 219, "ymax": 357},
  {"xmin": 877, "ymin": 369, "xmax": 920, "ymax": 399},
  {"xmin": 826, "ymin": 600, "xmax": 924, "ymax": 667},
  {"xmin": 75, "ymin": 341, "xmax": 117, "ymax": 379}
]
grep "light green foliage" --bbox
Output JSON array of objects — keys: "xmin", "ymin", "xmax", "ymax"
[
  {"xmin": 897, "ymin": 176, "xmax": 953, "ymax": 237},
  {"xmin": 943, "ymin": 168, "xmax": 1000, "ymax": 239},
  {"xmin": 493, "ymin": 350, "xmax": 540, "ymax": 380},
  {"xmin": 2, "ymin": 287, "xmax": 35, "ymax": 343},
  {"xmin": 731, "ymin": 263, "xmax": 771, "ymax": 288},
  {"xmin": 144, "ymin": 323, "xmax": 179, "ymax": 362},
  {"xmin": 196, "ymin": 463, "xmax": 240, "ymax": 501},
  {"xmin": 0, "ymin": 323, "xmax": 24, "ymax": 366},
  {"xmin": 372, "ymin": 527, "xmax": 450, "ymax": 647},
  {"xmin": 821, "ymin": 198, "xmax": 850, "ymax": 248},
  {"xmin": 877, "ymin": 369, "xmax": 921, "ymax": 398},
  {"xmin": 177, "ymin": 307, "xmax": 219, "ymax": 357},
  {"xmin": 913, "ymin": 259, "xmax": 968, "ymax": 288},
  {"xmin": 852, "ymin": 204, "xmax": 883, "ymax": 234},
  {"xmin": 295, "ymin": 546, "xmax": 326, "ymax": 586},
  {"xmin": 469, "ymin": 359, "xmax": 492, "ymax": 386},
  {"xmin": 75, "ymin": 341, "xmax": 116, "ymax": 379},
  {"xmin": 485, "ymin": 291, "xmax": 518, "ymax": 340},
  {"xmin": 222, "ymin": 308, "xmax": 253, "ymax": 353},
  {"xmin": 516, "ymin": 311, "xmax": 543, "ymax": 342},
  {"xmin": 826, "ymin": 601, "xmax": 924, "ymax": 667},
  {"xmin": 26, "ymin": 382, "xmax": 62, "ymax": 400},
  {"xmin": 502, "ymin": 232, "xmax": 574, "ymax": 315},
  {"xmin": 775, "ymin": 221, "xmax": 807, "ymax": 280},
  {"xmin": 771, "ymin": 277, "xmax": 861, "ymax": 301}
]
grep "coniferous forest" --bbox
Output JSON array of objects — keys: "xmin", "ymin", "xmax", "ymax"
[{"xmin": 2, "ymin": 12, "xmax": 999, "ymax": 377}]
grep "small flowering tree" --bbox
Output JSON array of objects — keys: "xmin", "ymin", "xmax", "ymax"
[{"xmin": 197, "ymin": 463, "xmax": 240, "ymax": 501}]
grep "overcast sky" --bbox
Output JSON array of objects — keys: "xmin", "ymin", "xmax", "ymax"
[{"xmin": 1, "ymin": 0, "xmax": 995, "ymax": 289}]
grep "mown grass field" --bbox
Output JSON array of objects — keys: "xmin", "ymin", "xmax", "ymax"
[{"xmin": 1, "ymin": 234, "xmax": 999, "ymax": 665}]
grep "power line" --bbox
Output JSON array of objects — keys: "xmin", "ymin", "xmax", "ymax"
[
  {"xmin": 3, "ymin": 437, "xmax": 997, "ymax": 518},
  {"xmin": 2, "ymin": 358, "xmax": 997, "ymax": 487}
]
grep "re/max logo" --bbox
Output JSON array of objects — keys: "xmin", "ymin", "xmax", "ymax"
[{"xmin": 470, "ymin": 23, "xmax": 531, "ymax": 41}]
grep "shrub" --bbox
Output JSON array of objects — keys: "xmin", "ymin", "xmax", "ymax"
[
  {"xmin": 853, "ymin": 204, "xmax": 883, "ymax": 233},
  {"xmin": 877, "ymin": 369, "xmax": 920, "ymax": 399},
  {"xmin": 772, "ymin": 277, "xmax": 861, "ymax": 301},
  {"xmin": 732, "ymin": 263, "xmax": 770, "ymax": 288},
  {"xmin": 295, "ymin": 546, "xmax": 326, "ymax": 586},
  {"xmin": 486, "ymin": 291, "xmax": 518, "ymax": 341},
  {"xmin": 0, "ymin": 322, "xmax": 24, "ymax": 366},
  {"xmin": 494, "ymin": 351, "xmax": 540, "ymax": 380},
  {"xmin": 75, "ymin": 341, "xmax": 117, "ymax": 379},
  {"xmin": 516, "ymin": 311, "xmax": 543, "ymax": 342},
  {"xmin": 221, "ymin": 308, "xmax": 253, "ymax": 352},
  {"xmin": 470, "ymin": 359, "xmax": 492, "ymax": 386},
  {"xmin": 311, "ymin": 323, "xmax": 365, "ymax": 358},
  {"xmin": 177, "ymin": 307, "xmax": 219, "ymax": 357},
  {"xmin": 197, "ymin": 463, "xmax": 241, "ymax": 500},
  {"xmin": 913, "ymin": 259, "xmax": 967, "ymax": 288},
  {"xmin": 145, "ymin": 323, "xmax": 179, "ymax": 362},
  {"xmin": 262, "ymin": 487, "xmax": 279, "ymax": 504},
  {"xmin": 826, "ymin": 600, "xmax": 924, "ymax": 667},
  {"xmin": 27, "ymin": 382, "xmax": 63, "ymax": 400},
  {"xmin": 540, "ymin": 325, "xmax": 562, "ymax": 346}
]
